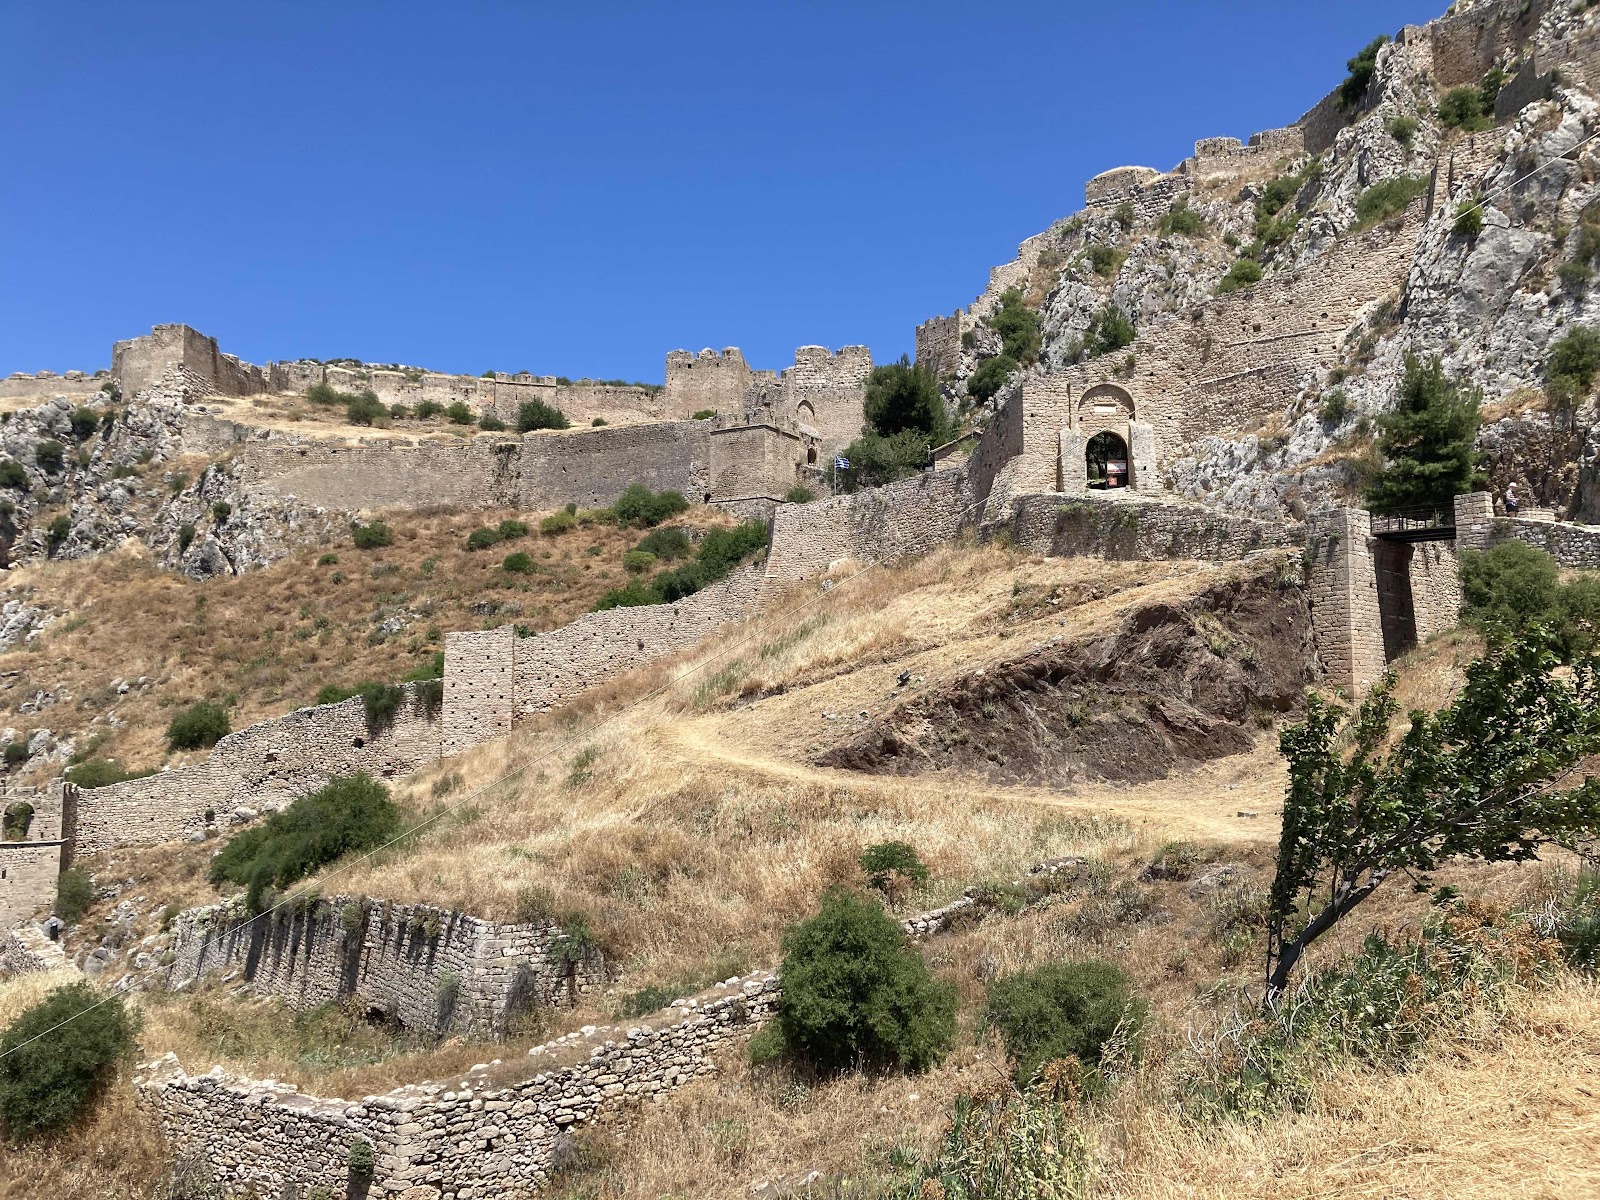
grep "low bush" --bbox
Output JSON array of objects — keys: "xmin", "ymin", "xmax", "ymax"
[
  {"xmin": 1453, "ymin": 197, "xmax": 1485, "ymax": 239},
  {"xmin": 3, "ymin": 741, "xmax": 28, "ymax": 768},
  {"xmin": 504, "ymin": 550, "xmax": 534, "ymax": 573},
  {"xmin": 177, "ymin": 523, "xmax": 196, "ymax": 554},
  {"xmin": 478, "ymin": 414, "xmax": 507, "ymax": 432},
  {"xmin": 1159, "ymin": 200, "xmax": 1204, "ymax": 237},
  {"xmin": 1086, "ymin": 303, "xmax": 1135, "ymax": 357},
  {"xmin": 622, "ymin": 549, "xmax": 657, "ymax": 573},
  {"xmin": 209, "ymin": 773, "xmax": 401, "ymax": 910},
  {"xmin": 389, "ymin": 403, "xmax": 409, "ymax": 419},
  {"xmin": 1, "ymin": 800, "xmax": 32, "ymax": 839},
  {"xmin": 755, "ymin": 888, "xmax": 956, "ymax": 1074},
  {"xmin": 517, "ymin": 399, "xmax": 570, "ymax": 432},
  {"xmin": 591, "ymin": 416, "xmax": 608, "ymax": 426},
  {"xmin": 611, "ymin": 484, "xmax": 688, "ymax": 528},
  {"xmin": 306, "ymin": 382, "xmax": 341, "ymax": 405},
  {"xmin": 345, "ymin": 390, "xmax": 387, "ymax": 426},
  {"xmin": 1352, "ymin": 175, "xmax": 1429, "ymax": 230},
  {"xmin": 55, "ymin": 867, "xmax": 94, "ymax": 924},
  {"xmin": 498, "ymin": 518, "xmax": 529, "ymax": 540},
  {"xmin": 966, "ymin": 354, "xmax": 1016, "ymax": 401},
  {"xmin": 1459, "ymin": 540, "xmax": 1600, "ymax": 659},
  {"xmin": 1319, "ymin": 388, "xmax": 1350, "ymax": 423},
  {"xmin": 1337, "ymin": 35, "xmax": 1388, "ymax": 111},
  {"xmin": 691, "ymin": 408, "xmax": 716, "ymax": 420},
  {"xmin": 597, "ymin": 520, "xmax": 769, "ymax": 609},
  {"xmin": 1438, "ymin": 83, "xmax": 1493, "ymax": 131},
  {"xmin": 1085, "ymin": 244, "xmax": 1123, "ymax": 277},
  {"xmin": 785, "ymin": 485, "xmax": 816, "ymax": 504},
  {"xmin": 414, "ymin": 400, "xmax": 445, "ymax": 420},
  {"xmin": 46, "ymin": 515, "xmax": 71, "ymax": 551},
  {"xmin": 351, "ymin": 521, "xmax": 393, "ymax": 549},
  {"xmin": 446, "ymin": 402, "xmax": 474, "ymax": 425},
  {"xmin": 1546, "ymin": 325, "xmax": 1600, "ymax": 408},
  {"xmin": 34, "ymin": 441, "xmax": 63, "ymax": 473},
  {"xmin": 540, "ymin": 509, "xmax": 576, "ymax": 535},
  {"xmin": 0, "ymin": 460, "xmax": 27, "ymax": 490},
  {"xmin": 466, "ymin": 526, "xmax": 502, "ymax": 550},
  {"xmin": 65, "ymin": 758, "xmax": 153, "ymax": 788},
  {"xmin": 166, "ymin": 701, "xmax": 230, "ymax": 751},
  {"xmin": 634, "ymin": 526, "xmax": 692, "ymax": 561},
  {"xmin": 0, "ymin": 981, "xmax": 139, "ymax": 1138},
  {"xmin": 1218, "ymin": 256, "xmax": 1264, "ymax": 294},
  {"xmin": 211, "ymin": 501, "xmax": 232, "ymax": 524},
  {"xmin": 69, "ymin": 406, "xmax": 99, "ymax": 441},
  {"xmin": 1387, "ymin": 114, "xmax": 1418, "ymax": 146},
  {"xmin": 984, "ymin": 961, "xmax": 1144, "ymax": 1092}
]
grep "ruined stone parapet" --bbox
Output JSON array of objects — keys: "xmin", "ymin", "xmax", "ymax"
[
  {"xmin": 166, "ymin": 894, "xmax": 607, "ymax": 1034},
  {"xmin": 0, "ymin": 925, "xmax": 69, "ymax": 976},
  {"xmin": 915, "ymin": 310, "xmax": 966, "ymax": 376},
  {"xmin": 1085, "ymin": 165, "xmax": 1163, "ymax": 207},
  {"xmin": 112, "ymin": 324, "xmax": 267, "ymax": 403},
  {"xmin": 0, "ymin": 369, "xmax": 110, "ymax": 400}
]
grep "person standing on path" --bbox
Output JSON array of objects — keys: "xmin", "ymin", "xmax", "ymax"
[{"xmin": 1505, "ymin": 482, "xmax": 1520, "ymax": 515}]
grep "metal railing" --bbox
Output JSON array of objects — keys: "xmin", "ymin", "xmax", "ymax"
[{"xmin": 1370, "ymin": 505, "xmax": 1455, "ymax": 539}]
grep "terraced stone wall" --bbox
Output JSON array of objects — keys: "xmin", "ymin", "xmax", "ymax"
[{"xmin": 1000, "ymin": 493, "xmax": 1300, "ymax": 562}]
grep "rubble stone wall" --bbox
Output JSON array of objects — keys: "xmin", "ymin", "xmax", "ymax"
[
  {"xmin": 0, "ymin": 371, "xmax": 110, "ymax": 400},
  {"xmin": 166, "ymin": 895, "xmax": 606, "ymax": 1035},
  {"xmin": 72, "ymin": 689, "xmax": 441, "ymax": 855},
  {"xmin": 0, "ymin": 925, "xmax": 69, "ymax": 975},
  {"xmin": 1305, "ymin": 507, "xmax": 1386, "ymax": 695},
  {"xmin": 0, "ymin": 843, "xmax": 64, "ymax": 929}
]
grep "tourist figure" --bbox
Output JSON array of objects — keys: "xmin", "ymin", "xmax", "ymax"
[{"xmin": 1505, "ymin": 482, "xmax": 1520, "ymax": 515}]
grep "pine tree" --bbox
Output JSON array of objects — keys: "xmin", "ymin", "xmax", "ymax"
[{"xmin": 1363, "ymin": 353, "xmax": 1482, "ymax": 515}]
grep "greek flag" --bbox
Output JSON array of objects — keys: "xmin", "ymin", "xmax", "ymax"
[{"xmin": 834, "ymin": 456, "xmax": 850, "ymax": 471}]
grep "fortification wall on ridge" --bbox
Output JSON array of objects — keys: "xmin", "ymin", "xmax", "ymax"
[
  {"xmin": 0, "ymin": 844, "xmax": 64, "ymax": 930},
  {"xmin": 915, "ymin": 312, "xmax": 965, "ymax": 376},
  {"xmin": 73, "ymin": 689, "xmax": 441, "ymax": 855},
  {"xmin": 113, "ymin": 325, "xmax": 266, "ymax": 402},
  {"xmin": 665, "ymin": 348, "xmax": 760, "ymax": 415},
  {"xmin": 166, "ymin": 896, "xmax": 606, "ymax": 1036},
  {"xmin": 0, "ymin": 371, "xmax": 109, "ymax": 400},
  {"xmin": 519, "ymin": 420, "xmax": 710, "ymax": 510}
]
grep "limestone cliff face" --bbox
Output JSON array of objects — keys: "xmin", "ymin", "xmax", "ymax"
[{"xmin": 937, "ymin": 0, "xmax": 1600, "ymax": 522}]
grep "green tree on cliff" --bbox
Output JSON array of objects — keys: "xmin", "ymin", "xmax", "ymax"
[
  {"xmin": 1363, "ymin": 353, "xmax": 1482, "ymax": 515},
  {"xmin": 837, "ymin": 356, "xmax": 953, "ymax": 492}
]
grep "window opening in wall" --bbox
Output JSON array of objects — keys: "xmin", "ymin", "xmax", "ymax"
[
  {"xmin": 807, "ymin": 446, "xmax": 817, "ymax": 465},
  {"xmin": 1086, "ymin": 431, "xmax": 1130, "ymax": 490},
  {"xmin": 353, "ymin": 737, "xmax": 365, "ymax": 748}
]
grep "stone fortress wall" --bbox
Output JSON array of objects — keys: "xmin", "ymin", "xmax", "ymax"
[
  {"xmin": 166, "ymin": 895, "xmax": 607, "ymax": 1037},
  {"xmin": 0, "ymin": 782, "xmax": 66, "ymax": 929},
  {"xmin": 0, "ymin": 369, "xmax": 110, "ymax": 400},
  {"xmin": 71, "ymin": 686, "xmax": 442, "ymax": 856}
]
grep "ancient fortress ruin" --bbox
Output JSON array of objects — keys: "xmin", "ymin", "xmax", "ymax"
[{"xmin": 5, "ymin": 0, "xmax": 1600, "ymax": 1193}]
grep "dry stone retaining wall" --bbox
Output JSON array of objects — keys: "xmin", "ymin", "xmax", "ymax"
[
  {"xmin": 1456, "ymin": 488, "xmax": 1600, "ymax": 569},
  {"xmin": 998, "ymin": 493, "xmax": 1300, "ymax": 562},
  {"xmin": 166, "ymin": 896, "xmax": 605, "ymax": 1036},
  {"xmin": 73, "ymin": 687, "xmax": 441, "ymax": 855},
  {"xmin": 0, "ymin": 925, "xmax": 69, "ymax": 975}
]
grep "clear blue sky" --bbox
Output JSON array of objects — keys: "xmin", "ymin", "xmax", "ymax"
[{"xmin": 1, "ymin": 1, "xmax": 1444, "ymax": 383}]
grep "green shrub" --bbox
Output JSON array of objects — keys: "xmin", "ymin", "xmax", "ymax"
[
  {"xmin": 1159, "ymin": 200, "xmax": 1204, "ymax": 237},
  {"xmin": 859, "ymin": 841, "xmax": 930, "ymax": 895},
  {"xmin": 478, "ymin": 414, "xmax": 507, "ymax": 432},
  {"xmin": 1352, "ymin": 175, "xmax": 1429, "ymax": 230},
  {"xmin": 498, "ymin": 518, "xmax": 529, "ymax": 540},
  {"xmin": 984, "ymin": 961, "xmax": 1144, "ymax": 1092},
  {"xmin": 414, "ymin": 399, "xmax": 445, "ymax": 420},
  {"xmin": 45, "ymin": 515, "xmax": 71, "ymax": 551},
  {"xmin": 540, "ymin": 509, "xmax": 576, "ymax": 536},
  {"xmin": 54, "ymin": 867, "xmax": 94, "ymax": 924},
  {"xmin": 611, "ymin": 485, "xmax": 689, "ymax": 528},
  {"xmin": 0, "ymin": 982, "xmax": 138, "ymax": 1138},
  {"xmin": 34, "ymin": 441, "xmax": 63, "ymax": 473},
  {"xmin": 1218, "ymin": 256, "xmax": 1265, "ymax": 294},
  {"xmin": 317, "ymin": 552, "xmax": 338, "ymax": 566},
  {"xmin": 347, "ymin": 1138, "xmax": 375, "ymax": 1181},
  {"xmin": 1538, "ymin": 870, "xmax": 1600, "ymax": 970},
  {"xmin": 166, "ymin": 701, "xmax": 230, "ymax": 751},
  {"xmin": 1546, "ymin": 326, "xmax": 1600, "ymax": 408},
  {"xmin": 634, "ymin": 526, "xmax": 692, "ymax": 560},
  {"xmin": 966, "ymin": 354, "xmax": 1016, "ymax": 401},
  {"xmin": 1112, "ymin": 200, "xmax": 1135, "ymax": 229},
  {"xmin": 766, "ymin": 888, "xmax": 956, "ymax": 1074},
  {"xmin": 592, "ymin": 416, "xmax": 608, "ymax": 426},
  {"xmin": 69, "ymin": 407, "xmax": 99, "ymax": 441},
  {"xmin": 209, "ymin": 773, "xmax": 400, "ymax": 910},
  {"xmin": 445, "ymin": 401, "xmax": 474, "ymax": 425},
  {"xmin": 656, "ymin": 520, "xmax": 766, "ymax": 600},
  {"xmin": 1, "ymin": 801, "xmax": 33, "ymax": 839},
  {"xmin": 1319, "ymin": 389, "xmax": 1350, "ymax": 423},
  {"xmin": 1388, "ymin": 114, "xmax": 1419, "ymax": 146},
  {"xmin": 345, "ymin": 390, "xmax": 387, "ymax": 426},
  {"xmin": 388, "ymin": 403, "xmax": 410, "ymax": 420},
  {"xmin": 1364, "ymin": 354, "xmax": 1481, "ymax": 514},
  {"xmin": 306, "ymin": 382, "xmax": 340, "ymax": 405},
  {"xmin": 1438, "ymin": 84, "xmax": 1493, "ymax": 131},
  {"xmin": 211, "ymin": 501, "xmax": 232, "ymax": 524},
  {"xmin": 863, "ymin": 356, "xmax": 950, "ymax": 441},
  {"xmin": 1087, "ymin": 303, "xmax": 1135, "ymax": 356},
  {"xmin": 177, "ymin": 523, "xmax": 196, "ymax": 554},
  {"xmin": 65, "ymin": 758, "xmax": 153, "ymax": 788},
  {"xmin": 0, "ymin": 460, "xmax": 27, "ymax": 490},
  {"xmin": 351, "ymin": 521, "xmax": 392, "ymax": 549},
  {"xmin": 3, "ymin": 741, "xmax": 29, "ymax": 768},
  {"xmin": 833, "ymin": 428, "xmax": 933, "ymax": 490},
  {"xmin": 691, "ymin": 408, "xmax": 717, "ymax": 420},
  {"xmin": 622, "ymin": 549, "xmax": 657, "ymax": 574},
  {"xmin": 989, "ymin": 290, "xmax": 1043, "ymax": 365},
  {"xmin": 356, "ymin": 682, "xmax": 406, "ymax": 735},
  {"xmin": 1453, "ymin": 197, "xmax": 1485, "ymax": 238},
  {"xmin": 504, "ymin": 550, "xmax": 534, "ymax": 573},
  {"xmin": 1337, "ymin": 35, "xmax": 1388, "ymax": 111},
  {"xmin": 1457, "ymin": 541, "xmax": 1600, "ymax": 659},
  {"xmin": 1085, "ymin": 244, "xmax": 1123, "ymax": 277},
  {"xmin": 785, "ymin": 485, "xmax": 817, "ymax": 504},
  {"xmin": 516, "ymin": 399, "xmax": 571, "ymax": 432},
  {"xmin": 466, "ymin": 526, "xmax": 502, "ymax": 550}
]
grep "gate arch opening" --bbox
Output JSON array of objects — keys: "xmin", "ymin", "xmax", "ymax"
[{"xmin": 1086, "ymin": 430, "xmax": 1129, "ymax": 489}]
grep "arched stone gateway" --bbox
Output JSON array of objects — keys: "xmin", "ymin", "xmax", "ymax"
[{"xmin": 1054, "ymin": 382, "xmax": 1157, "ymax": 495}]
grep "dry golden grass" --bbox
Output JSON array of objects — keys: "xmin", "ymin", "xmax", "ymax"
[{"xmin": 0, "ymin": 504, "xmax": 735, "ymax": 773}]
